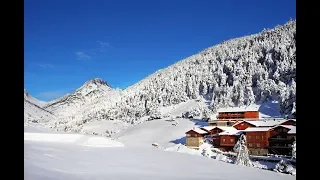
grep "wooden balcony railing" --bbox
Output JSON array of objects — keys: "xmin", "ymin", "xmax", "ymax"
[
  {"xmin": 269, "ymin": 137, "xmax": 294, "ymax": 141},
  {"xmin": 217, "ymin": 114, "xmax": 245, "ymax": 119}
]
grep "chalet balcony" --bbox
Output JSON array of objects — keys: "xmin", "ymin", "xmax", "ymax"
[
  {"xmin": 269, "ymin": 145, "xmax": 292, "ymax": 149},
  {"xmin": 217, "ymin": 114, "xmax": 244, "ymax": 119},
  {"xmin": 268, "ymin": 137, "xmax": 295, "ymax": 142}
]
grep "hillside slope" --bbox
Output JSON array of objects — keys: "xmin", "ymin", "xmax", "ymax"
[
  {"xmin": 31, "ymin": 20, "xmax": 295, "ymax": 135},
  {"xmin": 24, "ymin": 99, "xmax": 57, "ymax": 123},
  {"xmin": 24, "ymin": 89, "xmax": 46, "ymax": 107}
]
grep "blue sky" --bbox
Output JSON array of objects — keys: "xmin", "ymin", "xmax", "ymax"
[{"xmin": 24, "ymin": 0, "xmax": 296, "ymax": 101}]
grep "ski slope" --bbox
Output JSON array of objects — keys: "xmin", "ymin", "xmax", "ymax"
[{"xmin": 24, "ymin": 125, "xmax": 295, "ymax": 180}]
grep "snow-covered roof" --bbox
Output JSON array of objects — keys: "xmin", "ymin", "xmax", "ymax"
[
  {"xmin": 200, "ymin": 126, "xmax": 216, "ymax": 132},
  {"xmin": 204, "ymin": 126, "xmax": 238, "ymax": 132},
  {"xmin": 217, "ymin": 105, "xmax": 259, "ymax": 113},
  {"xmin": 186, "ymin": 128, "xmax": 208, "ymax": 135},
  {"xmin": 244, "ymin": 119, "xmax": 288, "ymax": 127},
  {"xmin": 219, "ymin": 130, "xmax": 243, "ymax": 136},
  {"xmin": 276, "ymin": 125, "xmax": 296, "ymax": 134},
  {"xmin": 200, "ymin": 126, "xmax": 242, "ymax": 135},
  {"xmin": 244, "ymin": 127, "xmax": 273, "ymax": 132}
]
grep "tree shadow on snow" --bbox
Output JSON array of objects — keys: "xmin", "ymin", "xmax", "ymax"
[
  {"xmin": 170, "ymin": 136, "xmax": 186, "ymax": 145},
  {"xmin": 258, "ymin": 101, "xmax": 284, "ymax": 118},
  {"xmin": 189, "ymin": 118, "xmax": 208, "ymax": 126}
]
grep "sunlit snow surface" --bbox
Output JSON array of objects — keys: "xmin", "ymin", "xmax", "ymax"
[{"xmin": 25, "ymin": 125, "xmax": 294, "ymax": 180}]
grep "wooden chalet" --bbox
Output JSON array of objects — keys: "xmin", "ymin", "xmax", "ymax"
[
  {"xmin": 243, "ymin": 124, "xmax": 296, "ymax": 156},
  {"xmin": 200, "ymin": 126, "xmax": 239, "ymax": 148},
  {"xmin": 233, "ymin": 119, "xmax": 296, "ymax": 130},
  {"xmin": 208, "ymin": 107, "xmax": 260, "ymax": 126},
  {"xmin": 268, "ymin": 125, "xmax": 296, "ymax": 156},
  {"xmin": 185, "ymin": 128, "xmax": 209, "ymax": 149},
  {"xmin": 218, "ymin": 129, "xmax": 243, "ymax": 151},
  {"xmin": 243, "ymin": 127, "xmax": 272, "ymax": 155},
  {"xmin": 185, "ymin": 112, "xmax": 296, "ymax": 156}
]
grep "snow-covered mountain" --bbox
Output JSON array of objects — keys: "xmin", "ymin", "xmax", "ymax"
[
  {"xmin": 24, "ymin": 89, "xmax": 56, "ymax": 123},
  {"xmin": 24, "ymin": 89, "xmax": 46, "ymax": 107},
  {"xmin": 25, "ymin": 20, "xmax": 296, "ymax": 135},
  {"xmin": 43, "ymin": 78, "xmax": 119, "ymax": 117}
]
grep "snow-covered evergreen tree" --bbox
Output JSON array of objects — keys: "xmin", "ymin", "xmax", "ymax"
[
  {"xmin": 291, "ymin": 140, "xmax": 296, "ymax": 159},
  {"xmin": 234, "ymin": 134, "xmax": 252, "ymax": 167}
]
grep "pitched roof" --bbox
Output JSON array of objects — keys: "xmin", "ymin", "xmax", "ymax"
[
  {"xmin": 244, "ymin": 119, "xmax": 289, "ymax": 127},
  {"xmin": 217, "ymin": 105, "xmax": 259, "ymax": 113},
  {"xmin": 243, "ymin": 127, "xmax": 273, "ymax": 132},
  {"xmin": 276, "ymin": 125, "xmax": 296, "ymax": 134},
  {"xmin": 186, "ymin": 128, "xmax": 208, "ymax": 135},
  {"xmin": 203, "ymin": 126, "xmax": 238, "ymax": 132},
  {"xmin": 200, "ymin": 125, "xmax": 244, "ymax": 136},
  {"xmin": 219, "ymin": 130, "xmax": 244, "ymax": 136},
  {"xmin": 200, "ymin": 126, "xmax": 216, "ymax": 132}
]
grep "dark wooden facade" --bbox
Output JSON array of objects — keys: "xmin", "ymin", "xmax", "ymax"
[
  {"xmin": 245, "ymin": 131, "xmax": 271, "ymax": 149},
  {"xmin": 268, "ymin": 126, "xmax": 295, "ymax": 155},
  {"xmin": 212, "ymin": 135, "xmax": 220, "ymax": 147},
  {"xmin": 220, "ymin": 135, "xmax": 237, "ymax": 146}
]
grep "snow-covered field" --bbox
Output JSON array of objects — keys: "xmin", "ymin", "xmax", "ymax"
[
  {"xmin": 25, "ymin": 125, "xmax": 295, "ymax": 180},
  {"xmin": 113, "ymin": 117, "xmax": 198, "ymax": 148}
]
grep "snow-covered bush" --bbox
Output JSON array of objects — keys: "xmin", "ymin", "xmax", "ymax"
[
  {"xmin": 148, "ymin": 108, "xmax": 162, "ymax": 120},
  {"xmin": 216, "ymin": 153, "xmax": 233, "ymax": 163},
  {"xmin": 274, "ymin": 160, "xmax": 295, "ymax": 175},
  {"xmin": 202, "ymin": 147, "xmax": 214, "ymax": 158}
]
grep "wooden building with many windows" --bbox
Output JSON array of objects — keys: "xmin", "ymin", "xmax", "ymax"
[
  {"xmin": 244, "ymin": 127, "xmax": 272, "ymax": 155},
  {"xmin": 208, "ymin": 107, "xmax": 260, "ymax": 126},
  {"xmin": 244, "ymin": 125, "xmax": 296, "ymax": 156},
  {"xmin": 218, "ymin": 129, "xmax": 243, "ymax": 151},
  {"xmin": 200, "ymin": 126, "xmax": 240, "ymax": 148}
]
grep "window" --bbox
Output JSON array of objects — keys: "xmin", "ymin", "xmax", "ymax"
[
  {"xmin": 241, "ymin": 123, "xmax": 244, "ymax": 126},
  {"xmin": 248, "ymin": 143, "xmax": 253, "ymax": 147},
  {"xmin": 262, "ymin": 136, "xmax": 264, "ymax": 140},
  {"xmin": 257, "ymin": 143, "xmax": 260, "ymax": 148},
  {"xmin": 223, "ymin": 139, "xmax": 226, "ymax": 142},
  {"xmin": 256, "ymin": 136, "xmax": 260, "ymax": 139},
  {"xmin": 248, "ymin": 136, "xmax": 251, "ymax": 139},
  {"xmin": 230, "ymin": 139, "xmax": 234, "ymax": 142},
  {"xmin": 277, "ymin": 135, "xmax": 281, "ymax": 139}
]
